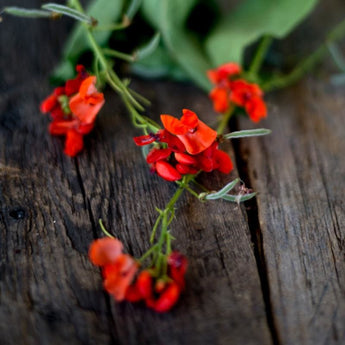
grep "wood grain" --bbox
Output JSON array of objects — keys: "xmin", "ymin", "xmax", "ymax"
[
  {"xmin": 0, "ymin": 1, "xmax": 271, "ymax": 344},
  {"xmin": 236, "ymin": 1, "xmax": 345, "ymax": 344},
  {"xmin": 239, "ymin": 78, "xmax": 345, "ymax": 345}
]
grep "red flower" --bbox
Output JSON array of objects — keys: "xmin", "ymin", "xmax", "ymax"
[
  {"xmin": 133, "ymin": 109, "xmax": 233, "ymax": 181},
  {"xmin": 209, "ymin": 87, "xmax": 230, "ymax": 113},
  {"xmin": 146, "ymin": 281, "xmax": 181, "ymax": 313},
  {"xmin": 207, "ymin": 62, "xmax": 241, "ymax": 85},
  {"xmin": 229, "ymin": 79, "xmax": 266, "ymax": 122},
  {"xmin": 123, "ymin": 251, "xmax": 188, "ymax": 312},
  {"xmin": 167, "ymin": 251, "xmax": 188, "ymax": 289},
  {"xmin": 89, "ymin": 237, "xmax": 123, "ymax": 266},
  {"xmin": 103, "ymin": 254, "xmax": 138, "ymax": 301},
  {"xmin": 155, "ymin": 160, "xmax": 182, "ymax": 181},
  {"xmin": 207, "ymin": 63, "xmax": 267, "ymax": 122},
  {"xmin": 89, "ymin": 237, "xmax": 138, "ymax": 301},
  {"xmin": 40, "ymin": 65, "xmax": 105, "ymax": 156},
  {"xmin": 161, "ymin": 109, "xmax": 217, "ymax": 155}
]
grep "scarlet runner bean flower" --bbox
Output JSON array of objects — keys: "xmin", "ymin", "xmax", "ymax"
[
  {"xmin": 208, "ymin": 62, "xmax": 267, "ymax": 122},
  {"xmin": 40, "ymin": 65, "xmax": 105, "ymax": 156},
  {"xmin": 134, "ymin": 109, "xmax": 233, "ymax": 181},
  {"xmin": 89, "ymin": 237, "xmax": 138, "ymax": 301},
  {"xmin": 89, "ymin": 237, "xmax": 187, "ymax": 312}
]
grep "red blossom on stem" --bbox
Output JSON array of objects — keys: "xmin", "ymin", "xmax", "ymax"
[
  {"xmin": 161, "ymin": 109, "xmax": 217, "ymax": 155},
  {"xmin": 89, "ymin": 237, "xmax": 188, "ymax": 312},
  {"xmin": 133, "ymin": 109, "xmax": 233, "ymax": 181},
  {"xmin": 208, "ymin": 63, "xmax": 267, "ymax": 122},
  {"xmin": 40, "ymin": 65, "xmax": 105, "ymax": 156},
  {"xmin": 89, "ymin": 238, "xmax": 138, "ymax": 301}
]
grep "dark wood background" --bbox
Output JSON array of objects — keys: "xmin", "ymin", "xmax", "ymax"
[{"xmin": 1, "ymin": 1, "xmax": 345, "ymax": 344}]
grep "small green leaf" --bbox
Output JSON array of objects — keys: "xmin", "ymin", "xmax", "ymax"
[
  {"xmin": 124, "ymin": 0, "xmax": 142, "ymax": 21},
  {"xmin": 135, "ymin": 32, "xmax": 161, "ymax": 61},
  {"xmin": 206, "ymin": 0, "xmax": 318, "ymax": 65},
  {"xmin": 223, "ymin": 128, "xmax": 271, "ymax": 140},
  {"xmin": 42, "ymin": 3, "xmax": 94, "ymax": 25},
  {"xmin": 222, "ymin": 192, "xmax": 256, "ymax": 203},
  {"xmin": 2, "ymin": 7, "xmax": 52, "ymax": 18},
  {"xmin": 204, "ymin": 178, "xmax": 240, "ymax": 200}
]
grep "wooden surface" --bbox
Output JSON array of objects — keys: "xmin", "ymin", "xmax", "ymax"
[{"xmin": 1, "ymin": 1, "xmax": 345, "ymax": 344}]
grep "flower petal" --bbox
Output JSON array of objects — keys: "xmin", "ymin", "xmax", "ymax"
[
  {"xmin": 174, "ymin": 152, "xmax": 197, "ymax": 165},
  {"xmin": 103, "ymin": 254, "xmax": 138, "ymax": 301},
  {"xmin": 159, "ymin": 129, "xmax": 186, "ymax": 152},
  {"xmin": 214, "ymin": 149, "xmax": 233, "ymax": 174},
  {"xmin": 147, "ymin": 282, "xmax": 181, "ymax": 313},
  {"xmin": 160, "ymin": 114, "xmax": 188, "ymax": 135},
  {"xmin": 69, "ymin": 76, "xmax": 105, "ymax": 124},
  {"xmin": 155, "ymin": 160, "xmax": 182, "ymax": 181},
  {"xmin": 64, "ymin": 129, "xmax": 84, "ymax": 157},
  {"xmin": 176, "ymin": 119, "xmax": 217, "ymax": 155},
  {"xmin": 245, "ymin": 97, "xmax": 267, "ymax": 123},
  {"xmin": 133, "ymin": 133, "xmax": 157, "ymax": 146},
  {"xmin": 209, "ymin": 87, "xmax": 230, "ymax": 113},
  {"xmin": 136, "ymin": 270, "xmax": 153, "ymax": 299},
  {"xmin": 207, "ymin": 62, "xmax": 241, "ymax": 84},
  {"xmin": 49, "ymin": 120, "xmax": 78, "ymax": 135},
  {"xmin": 175, "ymin": 163, "xmax": 191, "ymax": 175},
  {"xmin": 40, "ymin": 93, "xmax": 58, "ymax": 113},
  {"xmin": 146, "ymin": 148, "xmax": 172, "ymax": 164},
  {"xmin": 181, "ymin": 109, "xmax": 198, "ymax": 129},
  {"xmin": 89, "ymin": 237, "xmax": 123, "ymax": 266}
]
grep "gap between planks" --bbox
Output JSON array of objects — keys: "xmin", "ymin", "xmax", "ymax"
[{"xmin": 232, "ymin": 117, "xmax": 282, "ymax": 345}]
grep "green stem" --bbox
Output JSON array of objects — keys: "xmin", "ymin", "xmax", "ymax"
[
  {"xmin": 102, "ymin": 48, "xmax": 135, "ymax": 63},
  {"xmin": 166, "ymin": 232, "xmax": 172, "ymax": 255},
  {"xmin": 263, "ymin": 18, "xmax": 345, "ymax": 92},
  {"xmin": 183, "ymin": 184, "xmax": 200, "ymax": 199},
  {"xmin": 144, "ymin": 175, "xmax": 193, "ymax": 268},
  {"xmin": 149, "ymin": 212, "xmax": 164, "ymax": 243},
  {"xmin": 92, "ymin": 22, "xmax": 130, "ymax": 32},
  {"xmin": 138, "ymin": 243, "xmax": 159, "ymax": 263},
  {"xmin": 191, "ymin": 179, "xmax": 210, "ymax": 193},
  {"xmin": 248, "ymin": 35, "xmax": 272, "ymax": 78},
  {"xmin": 98, "ymin": 219, "xmax": 114, "ymax": 238},
  {"xmin": 128, "ymin": 89, "xmax": 151, "ymax": 107},
  {"xmin": 216, "ymin": 106, "xmax": 234, "ymax": 134}
]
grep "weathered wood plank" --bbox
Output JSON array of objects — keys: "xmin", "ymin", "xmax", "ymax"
[
  {"xmin": 0, "ymin": 1, "xmax": 271, "ymax": 344},
  {"xmin": 237, "ymin": 0, "xmax": 345, "ymax": 343},
  {"xmin": 239, "ymin": 26, "xmax": 345, "ymax": 345}
]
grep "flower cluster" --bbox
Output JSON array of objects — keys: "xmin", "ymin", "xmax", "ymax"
[
  {"xmin": 40, "ymin": 65, "xmax": 105, "ymax": 156},
  {"xmin": 134, "ymin": 109, "xmax": 233, "ymax": 181},
  {"xmin": 89, "ymin": 237, "xmax": 187, "ymax": 312},
  {"xmin": 208, "ymin": 62, "xmax": 267, "ymax": 122}
]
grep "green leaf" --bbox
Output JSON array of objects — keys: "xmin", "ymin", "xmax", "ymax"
[
  {"xmin": 223, "ymin": 128, "xmax": 271, "ymax": 140},
  {"xmin": 42, "ymin": 3, "xmax": 94, "ymax": 25},
  {"xmin": 141, "ymin": 0, "xmax": 213, "ymax": 90},
  {"xmin": 124, "ymin": 0, "xmax": 142, "ymax": 21},
  {"xmin": 206, "ymin": 0, "xmax": 319, "ymax": 66},
  {"xmin": 51, "ymin": 0, "xmax": 124, "ymax": 81},
  {"xmin": 222, "ymin": 192, "xmax": 256, "ymax": 203},
  {"xmin": 135, "ymin": 32, "xmax": 161, "ymax": 61},
  {"xmin": 1, "ymin": 7, "xmax": 52, "ymax": 18},
  {"xmin": 131, "ymin": 44, "xmax": 187, "ymax": 80},
  {"xmin": 204, "ymin": 178, "xmax": 240, "ymax": 200}
]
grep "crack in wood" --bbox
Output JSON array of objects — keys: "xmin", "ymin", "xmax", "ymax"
[{"xmin": 231, "ymin": 119, "xmax": 282, "ymax": 345}]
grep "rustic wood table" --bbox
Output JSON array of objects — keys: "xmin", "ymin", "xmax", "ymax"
[{"xmin": 1, "ymin": 1, "xmax": 345, "ymax": 344}]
